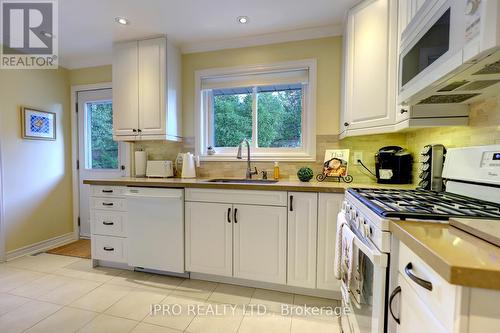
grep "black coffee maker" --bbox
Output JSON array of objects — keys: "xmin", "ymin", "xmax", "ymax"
[{"xmin": 375, "ymin": 146, "xmax": 413, "ymax": 184}]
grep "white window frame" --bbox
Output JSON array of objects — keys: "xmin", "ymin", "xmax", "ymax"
[{"xmin": 194, "ymin": 59, "xmax": 317, "ymax": 161}]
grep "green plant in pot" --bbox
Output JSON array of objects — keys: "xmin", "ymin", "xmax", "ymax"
[{"xmin": 297, "ymin": 167, "xmax": 314, "ymax": 182}]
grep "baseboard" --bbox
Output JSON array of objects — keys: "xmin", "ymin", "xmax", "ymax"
[
  {"xmin": 6, "ymin": 232, "xmax": 77, "ymax": 261},
  {"xmin": 191, "ymin": 272, "xmax": 341, "ymax": 300}
]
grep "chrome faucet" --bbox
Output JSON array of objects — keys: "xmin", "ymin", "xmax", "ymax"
[{"xmin": 237, "ymin": 139, "xmax": 258, "ymax": 179}]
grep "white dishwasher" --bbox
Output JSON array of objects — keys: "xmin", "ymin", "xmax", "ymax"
[{"xmin": 125, "ymin": 187, "xmax": 184, "ymax": 273}]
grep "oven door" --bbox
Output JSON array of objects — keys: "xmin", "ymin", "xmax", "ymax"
[{"xmin": 338, "ymin": 213, "xmax": 388, "ymax": 333}]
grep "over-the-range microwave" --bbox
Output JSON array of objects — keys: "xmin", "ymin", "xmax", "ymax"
[{"xmin": 398, "ymin": 0, "xmax": 500, "ymax": 107}]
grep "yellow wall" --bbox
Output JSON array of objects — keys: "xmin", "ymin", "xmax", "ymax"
[
  {"xmin": 69, "ymin": 38, "xmax": 500, "ymax": 185},
  {"xmin": 182, "ymin": 37, "xmax": 342, "ymax": 136},
  {"xmin": 69, "ymin": 65, "xmax": 112, "ymax": 86},
  {"xmin": 0, "ymin": 68, "xmax": 73, "ymax": 251}
]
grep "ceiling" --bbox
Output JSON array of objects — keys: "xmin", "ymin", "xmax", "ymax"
[{"xmin": 58, "ymin": 0, "xmax": 358, "ymax": 69}]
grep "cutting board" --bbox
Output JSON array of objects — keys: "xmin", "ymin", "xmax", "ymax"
[{"xmin": 450, "ymin": 218, "xmax": 500, "ymax": 247}]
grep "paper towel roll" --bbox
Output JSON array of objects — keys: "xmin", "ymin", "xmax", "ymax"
[{"xmin": 135, "ymin": 151, "xmax": 147, "ymax": 177}]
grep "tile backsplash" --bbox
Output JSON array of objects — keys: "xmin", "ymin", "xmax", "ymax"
[
  {"xmin": 407, "ymin": 96, "xmax": 500, "ymax": 183},
  {"xmin": 133, "ymin": 96, "xmax": 500, "ymax": 185}
]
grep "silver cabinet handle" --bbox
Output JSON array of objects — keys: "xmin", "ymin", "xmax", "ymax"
[
  {"xmin": 389, "ymin": 286, "xmax": 401, "ymax": 324},
  {"xmin": 405, "ymin": 263, "xmax": 433, "ymax": 291}
]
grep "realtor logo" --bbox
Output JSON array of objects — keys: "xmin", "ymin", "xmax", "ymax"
[{"xmin": 1, "ymin": 0, "xmax": 58, "ymax": 69}]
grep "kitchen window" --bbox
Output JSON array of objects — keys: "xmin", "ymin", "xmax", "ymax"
[{"xmin": 195, "ymin": 59, "xmax": 317, "ymax": 161}]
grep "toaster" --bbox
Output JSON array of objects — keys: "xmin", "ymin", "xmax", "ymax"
[{"xmin": 146, "ymin": 160, "xmax": 173, "ymax": 178}]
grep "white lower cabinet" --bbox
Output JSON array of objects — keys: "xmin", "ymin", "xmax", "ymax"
[
  {"xmin": 287, "ymin": 192, "xmax": 318, "ymax": 288},
  {"xmin": 185, "ymin": 193, "xmax": 287, "ymax": 285},
  {"xmin": 185, "ymin": 202, "xmax": 233, "ymax": 277},
  {"xmin": 185, "ymin": 188, "xmax": 343, "ymax": 295},
  {"xmin": 397, "ymin": 273, "xmax": 446, "ymax": 333},
  {"xmin": 317, "ymin": 193, "xmax": 343, "ymax": 291},
  {"xmin": 89, "ymin": 186, "xmax": 128, "ymax": 265},
  {"xmin": 233, "ymin": 204, "xmax": 287, "ymax": 284}
]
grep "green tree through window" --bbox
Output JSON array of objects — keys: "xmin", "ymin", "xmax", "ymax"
[
  {"xmin": 88, "ymin": 101, "xmax": 118, "ymax": 169},
  {"xmin": 211, "ymin": 84, "xmax": 302, "ymax": 148}
]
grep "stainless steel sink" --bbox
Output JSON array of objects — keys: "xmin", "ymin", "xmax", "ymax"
[{"xmin": 205, "ymin": 178, "xmax": 278, "ymax": 184}]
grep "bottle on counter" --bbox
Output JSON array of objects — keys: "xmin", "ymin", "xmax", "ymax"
[{"xmin": 273, "ymin": 162, "xmax": 280, "ymax": 180}]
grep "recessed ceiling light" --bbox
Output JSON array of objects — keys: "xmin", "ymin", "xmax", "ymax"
[
  {"xmin": 237, "ymin": 16, "xmax": 249, "ymax": 24},
  {"xmin": 115, "ymin": 17, "xmax": 130, "ymax": 25}
]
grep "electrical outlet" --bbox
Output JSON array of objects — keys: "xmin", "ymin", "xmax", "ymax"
[{"xmin": 353, "ymin": 152, "xmax": 363, "ymax": 165}]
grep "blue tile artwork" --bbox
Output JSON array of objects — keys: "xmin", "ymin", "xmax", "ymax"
[{"xmin": 30, "ymin": 114, "xmax": 50, "ymax": 134}]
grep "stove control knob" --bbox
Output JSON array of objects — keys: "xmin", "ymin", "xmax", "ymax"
[
  {"xmin": 362, "ymin": 222, "xmax": 371, "ymax": 237},
  {"xmin": 465, "ymin": 0, "xmax": 480, "ymax": 15}
]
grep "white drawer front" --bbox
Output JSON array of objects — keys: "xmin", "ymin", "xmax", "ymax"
[
  {"xmin": 92, "ymin": 235, "xmax": 127, "ymax": 263},
  {"xmin": 92, "ymin": 211, "xmax": 127, "ymax": 237},
  {"xmin": 91, "ymin": 197, "xmax": 127, "ymax": 211},
  {"xmin": 185, "ymin": 188, "xmax": 287, "ymax": 206},
  {"xmin": 398, "ymin": 242, "xmax": 459, "ymax": 331},
  {"xmin": 91, "ymin": 186, "xmax": 126, "ymax": 197}
]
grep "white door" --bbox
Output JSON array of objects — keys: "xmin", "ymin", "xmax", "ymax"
[
  {"xmin": 138, "ymin": 38, "xmax": 166, "ymax": 136},
  {"xmin": 78, "ymin": 89, "xmax": 128, "ymax": 237},
  {"xmin": 185, "ymin": 201, "xmax": 233, "ymax": 277},
  {"xmin": 0, "ymin": 143, "xmax": 4, "ymax": 261},
  {"xmin": 233, "ymin": 204, "xmax": 287, "ymax": 284},
  {"xmin": 317, "ymin": 193, "xmax": 343, "ymax": 291},
  {"xmin": 112, "ymin": 41, "xmax": 139, "ymax": 137},
  {"xmin": 287, "ymin": 192, "xmax": 318, "ymax": 288}
]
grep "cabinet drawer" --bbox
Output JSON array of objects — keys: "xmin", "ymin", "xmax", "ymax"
[
  {"xmin": 91, "ymin": 186, "xmax": 126, "ymax": 197},
  {"xmin": 185, "ymin": 188, "xmax": 287, "ymax": 206},
  {"xmin": 91, "ymin": 197, "xmax": 127, "ymax": 211},
  {"xmin": 92, "ymin": 211, "xmax": 127, "ymax": 237},
  {"xmin": 92, "ymin": 235, "xmax": 127, "ymax": 263},
  {"xmin": 398, "ymin": 242, "xmax": 458, "ymax": 331},
  {"xmin": 398, "ymin": 273, "xmax": 447, "ymax": 333}
]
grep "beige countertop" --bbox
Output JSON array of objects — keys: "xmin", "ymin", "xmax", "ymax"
[
  {"xmin": 391, "ymin": 220, "xmax": 500, "ymax": 290},
  {"xmin": 83, "ymin": 177, "xmax": 414, "ymax": 193}
]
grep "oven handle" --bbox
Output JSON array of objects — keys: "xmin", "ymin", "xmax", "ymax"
[
  {"xmin": 339, "ymin": 213, "xmax": 388, "ymax": 268},
  {"xmin": 389, "ymin": 286, "xmax": 401, "ymax": 325}
]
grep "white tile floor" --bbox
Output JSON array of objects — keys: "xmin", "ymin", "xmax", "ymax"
[{"xmin": 0, "ymin": 253, "xmax": 342, "ymax": 333}]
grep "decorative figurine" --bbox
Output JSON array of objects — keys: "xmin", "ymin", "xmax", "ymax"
[{"xmin": 297, "ymin": 167, "xmax": 314, "ymax": 182}]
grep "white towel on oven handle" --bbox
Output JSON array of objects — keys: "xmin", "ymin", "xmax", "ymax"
[
  {"xmin": 334, "ymin": 213, "xmax": 347, "ymax": 280},
  {"xmin": 341, "ymin": 225, "xmax": 356, "ymax": 288}
]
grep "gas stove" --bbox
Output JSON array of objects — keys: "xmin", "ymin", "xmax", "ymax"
[
  {"xmin": 339, "ymin": 145, "xmax": 500, "ymax": 333},
  {"xmin": 347, "ymin": 188, "xmax": 500, "ymax": 221}
]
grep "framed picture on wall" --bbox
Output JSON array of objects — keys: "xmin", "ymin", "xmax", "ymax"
[{"xmin": 21, "ymin": 107, "xmax": 56, "ymax": 141}]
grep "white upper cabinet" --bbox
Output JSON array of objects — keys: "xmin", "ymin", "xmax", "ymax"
[
  {"xmin": 341, "ymin": 0, "xmax": 398, "ymax": 136},
  {"xmin": 112, "ymin": 41, "xmax": 139, "ymax": 137},
  {"xmin": 112, "ymin": 36, "xmax": 182, "ymax": 141},
  {"xmin": 287, "ymin": 192, "xmax": 318, "ymax": 289}
]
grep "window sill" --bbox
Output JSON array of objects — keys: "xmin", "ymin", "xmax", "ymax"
[{"xmin": 199, "ymin": 153, "xmax": 316, "ymax": 162}]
